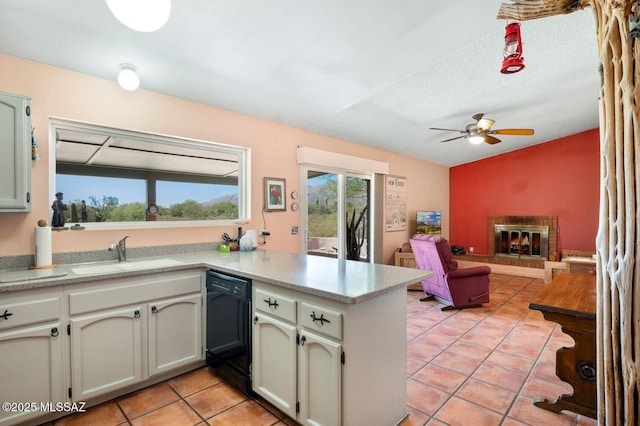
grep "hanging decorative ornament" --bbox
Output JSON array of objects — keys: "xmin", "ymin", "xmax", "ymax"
[
  {"xmin": 501, "ymin": 21, "xmax": 525, "ymax": 74},
  {"xmin": 501, "ymin": 2, "xmax": 525, "ymax": 74},
  {"xmin": 31, "ymin": 127, "xmax": 39, "ymax": 161}
]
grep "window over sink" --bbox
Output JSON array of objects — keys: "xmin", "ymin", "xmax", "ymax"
[{"xmin": 50, "ymin": 119, "xmax": 250, "ymax": 227}]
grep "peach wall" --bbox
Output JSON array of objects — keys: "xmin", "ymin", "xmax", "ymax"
[
  {"xmin": 0, "ymin": 55, "xmax": 448, "ymax": 264},
  {"xmin": 449, "ymin": 129, "xmax": 600, "ymax": 255}
]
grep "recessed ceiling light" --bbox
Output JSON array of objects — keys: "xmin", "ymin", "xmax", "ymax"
[
  {"xmin": 106, "ymin": 0, "xmax": 171, "ymax": 32},
  {"xmin": 117, "ymin": 64, "xmax": 140, "ymax": 91}
]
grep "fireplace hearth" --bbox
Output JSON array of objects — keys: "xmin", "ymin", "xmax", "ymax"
[
  {"xmin": 488, "ymin": 216, "xmax": 558, "ymax": 262},
  {"xmin": 494, "ymin": 224, "xmax": 549, "ymax": 260}
]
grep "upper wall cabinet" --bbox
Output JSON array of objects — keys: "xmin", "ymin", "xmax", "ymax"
[{"xmin": 0, "ymin": 91, "xmax": 32, "ymax": 212}]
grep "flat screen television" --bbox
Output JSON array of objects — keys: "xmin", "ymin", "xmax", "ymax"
[{"xmin": 416, "ymin": 211, "xmax": 441, "ymax": 235}]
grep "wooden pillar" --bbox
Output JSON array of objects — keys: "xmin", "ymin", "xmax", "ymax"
[
  {"xmin": 498, "ymin": 1, "xmax": 639, "ymax": 425},
  {"xmin": 592, "ymin": 2, "xmax": 640, "ymax": 424}
]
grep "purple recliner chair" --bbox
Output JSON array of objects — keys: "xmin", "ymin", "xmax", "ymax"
[{"xmin": 410, "ymin": 234, "xmax": 491, "ymax": 310}]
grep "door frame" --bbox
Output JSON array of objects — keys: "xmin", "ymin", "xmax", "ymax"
[{"xmin": 299, "ymin": 165, "xmax": 375, "ymax": 262}]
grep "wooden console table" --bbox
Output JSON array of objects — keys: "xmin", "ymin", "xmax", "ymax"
[
  {"xmin": 563, "ymin": 256, "xmax": 597, "ymax": 275},
  {"xmin": 529, "ymin": 273, "xmax": 597, "ymax": 419},
  {"xmin": 394, "ymin": 251, "xmax": 416, "ymax": 268},
  {"xmin": 394, "ymin": 251, "xmax": 423, "ymax": 291}
]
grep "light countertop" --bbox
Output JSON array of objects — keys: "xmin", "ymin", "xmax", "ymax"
[{"xmin": 0, "ymin": 250, "xmax": 432, "ymax": 304}]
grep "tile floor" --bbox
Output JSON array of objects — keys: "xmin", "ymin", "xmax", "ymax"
[{"xmin": 44, "ymin": 273, "xmax": 597, "ymax": 426}]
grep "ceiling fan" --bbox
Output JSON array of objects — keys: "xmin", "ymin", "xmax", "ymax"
[{"xmin": 430, "ymin": 113, "xmax": 534, "ymax": 145}]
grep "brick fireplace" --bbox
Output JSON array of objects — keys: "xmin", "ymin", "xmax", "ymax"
[{"xmin": 488, "ymin": 216, "xmax": 558, "ymax": 261}]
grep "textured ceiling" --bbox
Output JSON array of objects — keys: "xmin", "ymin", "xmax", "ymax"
[{"xmin": 0, "ymin": 0, "xmax": 601, "ymax": 167}]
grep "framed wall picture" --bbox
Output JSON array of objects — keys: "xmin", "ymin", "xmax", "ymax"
[
  {"xmin": 417, "ymin": 211, "xmax": 442, "ymax": 235},
  {"xmin": 385, "ymin": 175, "xmax": 407, "ymax": 232},
  {"xmin": 264, "ymin": 177, "xmax": 286, "ymax": 211}
]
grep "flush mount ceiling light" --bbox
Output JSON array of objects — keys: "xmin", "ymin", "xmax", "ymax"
[
  {"xmin": 106, "ymin": 0, "xmax": 171, "ymax": 32},
  {"xmin": 468, "ymin": 135, "xmax": 485, "ymax": 145},
  {"xmin": 117, "ymin": 64, "xmax": 140, "ymax": 91}
]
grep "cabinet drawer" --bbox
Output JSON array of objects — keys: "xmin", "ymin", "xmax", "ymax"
[
  {"xmin": 255, "ymin": 288, "xmax": 296, "ymax": 323},
  {"xmin": 300, "ymin": 302, "xmax": 342, "ymax": 340},
  {"xmin": 68, "ymin": 271, "xmax": 203, "ymax": 316},
  {"xmin": 0, "ymin": 289, "xmax": 61, "ymax": 331}
]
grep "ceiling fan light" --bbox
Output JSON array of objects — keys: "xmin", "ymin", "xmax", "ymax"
[
  {"xmin": 117, "ymin": 64, "xmax": 140, "ymax": 91},
  {"xmin": 106, "ymin": 0, "xmax": 171, "ymax": 32},
  {"xmin": 468, "ymin": 135, "xmax": 484, "ymax": 145}
]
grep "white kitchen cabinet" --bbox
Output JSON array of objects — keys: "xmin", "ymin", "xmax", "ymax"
[
  {"xmin": 252, "ymin": 311, "xmax": 298, "ymax": 417},
  {"xmin": 298, "ymin": 330, "xmax": 341, "ymax": 426},
  {"xmin": 0, "ymin": 91, "xmax": 31, "ymax": 212},
  {"xmin": 67, "ymin": 270, "xmax": 204, "ymax": 401},
  {"xmin": 252, "ymin": 284, "xmax": 343, "ymax": 425},
  {"xmin": 252, "ymin": 281, "xmax": 406, "ymax": 426},
  {"xmin": 148, "ymin": 293, "xmax": 202, "ymax": 376},
  {"xmin": 70, "ymin": 305, "xmax": 143, "ymax": 400},
  {"xmin": 0, "ymin": 288, "xmax": 64, "ymax": 426}
]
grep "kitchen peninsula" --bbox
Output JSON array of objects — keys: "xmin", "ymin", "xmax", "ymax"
[{"xmin": 0, "ymin": 249, "xmax": 431, "ymax": 426}]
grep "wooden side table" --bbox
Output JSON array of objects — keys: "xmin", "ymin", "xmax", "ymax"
[
  {"xmin": 543, "ymin": 260, "xmax": 566, "ymax": 284},
  {"xmin": 394, "ymin": 251, "xmax": 416, "ymax": 268},
  {"xmin": 394, "ymin": 251, "xmax": 422, "ymax": 291},
  {"xmin": 528, "ymin": 273, "xmax": 597, "ymax": 419},
  {"xmin": 562, "ymin": 256, "xmax": 597, "ymax": 275}
]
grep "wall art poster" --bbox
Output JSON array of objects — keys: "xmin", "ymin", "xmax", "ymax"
[{"xmin": 385, "ymin": 175, "xmax": 406, "ymax": 232}]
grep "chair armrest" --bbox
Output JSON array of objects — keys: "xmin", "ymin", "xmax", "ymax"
[{"xmin": 447, "ymin": 266, "xmax": 491, "ymax": 279}]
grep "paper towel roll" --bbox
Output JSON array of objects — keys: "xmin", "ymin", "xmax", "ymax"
[
  {"xmin": 245, "ymin": 230, "xmax": 258, "ymax": 248},
  {"xmin": 35, "ymin": 226, "xmax": 52, "ymax": 267}
]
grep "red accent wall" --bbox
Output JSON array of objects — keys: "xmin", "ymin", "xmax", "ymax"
[{"xmin": 449, "ymin": 129, "xmax": 599, "ymax": 255}]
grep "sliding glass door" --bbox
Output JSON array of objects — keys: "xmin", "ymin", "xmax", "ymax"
[{"xmin": 303, "ymin": 168, "xmax": 371, "ymax": 262}]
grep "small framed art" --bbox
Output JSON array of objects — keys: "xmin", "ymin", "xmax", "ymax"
[
  {"xmin": 264, "ymin": 177, "xmax": 286, "ymax": 211},
  {"xmin": 417, "ymin": 211, "xmax": 442, "ymax": 235}
]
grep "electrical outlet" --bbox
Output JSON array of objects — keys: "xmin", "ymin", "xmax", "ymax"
[{"xmin": 291, "ymin": 226, "xmax": 298, "ymax": 235}]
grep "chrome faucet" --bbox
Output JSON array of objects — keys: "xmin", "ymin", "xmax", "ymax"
[{"xmin": 109, "ymin": 236, "xmax": 130, "ymax": 262}]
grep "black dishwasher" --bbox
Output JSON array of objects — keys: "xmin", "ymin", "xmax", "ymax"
[{"xmin": 205, "ymin": 270, "xmax": 252, "ymax": 392}]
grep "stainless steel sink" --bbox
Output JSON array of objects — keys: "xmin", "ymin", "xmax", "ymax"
[{"xmin": 72, "ymin": 258, "xmax": 184, "ymax": 275}]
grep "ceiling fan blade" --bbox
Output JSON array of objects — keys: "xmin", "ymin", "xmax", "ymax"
[
  {"xmin": 440, "ymin": 135, "xmax": 466, "ymax": 143},
  {"xmin": 477, "ymin": 118, "xmax": 495, "ymax": 131},
  {"xmin": 491, "ymin": 128, "xmax": 534, "ymax": 135},
  {"xmin": 484, "ymin": 135, "xmax": 502, "ymax": 144},
  {"xmin": 430, "ymin": 127, "xmax": 464, "ymax": 133}
]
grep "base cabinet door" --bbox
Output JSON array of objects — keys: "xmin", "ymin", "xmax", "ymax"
[
  {"xmin": 253, "ymin": 283, "xmax": 345, "ymax": 426},
  {"xmin": 298, "ymin": 332, "xmax": 342, "ymax": 426},
  {"xmin": 252, "ymin": 312, "xmax": 297, "ymax": 418},
  {"xmin": 0, "ymin": 323, "xmax": 64, "ymax": 426},
  {"xmin": 70, "ymin": 306, "xmax": 143, "ymax": 400},
  {"xmin": 149, "ymin": 293, "xmax": 202, "ymax": 376}
]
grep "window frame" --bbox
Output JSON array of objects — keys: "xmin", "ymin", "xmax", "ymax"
[{"xmin": 49, "ymin": 118, "xmax": 251, "ymax": 229}]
